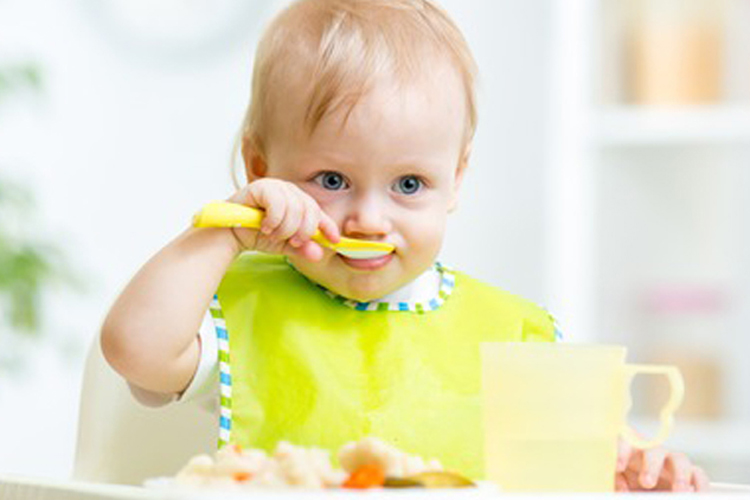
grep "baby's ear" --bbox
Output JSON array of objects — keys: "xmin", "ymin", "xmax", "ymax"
[
  {"xmin": 241, "ymin": 138, "xmax": 268, "ymax": 182},
  {"xmin": 448, "ymin": 142, "xmax": 472, "ymax": 213}
]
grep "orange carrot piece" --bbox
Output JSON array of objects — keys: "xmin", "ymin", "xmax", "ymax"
[
  {"xmin": 343, "ymin": 464, "xmax": 386, "ymax": 489},
  {"xmin": 233, "ymin": 471, "xmax": 252, "ymax": 482}
]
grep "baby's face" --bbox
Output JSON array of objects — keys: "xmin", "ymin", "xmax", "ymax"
[{"xmin": 258, "ymin": 66, "xmax": 469, "ymax": 301}]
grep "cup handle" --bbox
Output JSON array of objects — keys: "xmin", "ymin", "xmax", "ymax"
[{"xmin": 621, "ymin": 364, "xmax": 685, "ymax": 449}]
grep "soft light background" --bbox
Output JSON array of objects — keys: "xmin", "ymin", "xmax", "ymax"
[
  {"xmin": 1, "ymin": 0, "xmax": 749, "ymax": 485},
  {"xmin": 0, "ymin": 0, "xmax": 552, "ymax": 478}
]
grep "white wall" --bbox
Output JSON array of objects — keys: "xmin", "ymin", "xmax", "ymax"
[{"xmin": 0, "ymin": 0, "xmax": 552, "ymax": 479}]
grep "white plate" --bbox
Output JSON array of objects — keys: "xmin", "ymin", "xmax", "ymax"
[
  {"xmin": 709, "ymin": 482, "xmax": 750, "ymax": 493},
  {"xmin": 143, "ymin": 478, "xmax": 500, "ymax": 499}
]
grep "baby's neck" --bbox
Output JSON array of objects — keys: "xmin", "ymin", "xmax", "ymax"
[{"xmin": 366, "ymin": 265, "xmax": 442, "ymax": 304}]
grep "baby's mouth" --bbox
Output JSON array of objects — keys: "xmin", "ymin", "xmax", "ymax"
[{"xmin": 338, "ymin": 252, "xmax": 394, "ymax": 271}]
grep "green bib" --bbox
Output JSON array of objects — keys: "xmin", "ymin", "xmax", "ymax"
[{"xmin": 214, "ymin": 253, "xmax": 555, "ymax": 479}]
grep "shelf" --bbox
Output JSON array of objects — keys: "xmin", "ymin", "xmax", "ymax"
[{"xmin": 595, "ymin": 105, "xmax": 750, "ymax": 147}]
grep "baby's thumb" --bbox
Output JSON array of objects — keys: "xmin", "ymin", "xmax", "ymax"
[{"xmin": 290, "ymin": 240, "xmax": 325, "ymax": 262}]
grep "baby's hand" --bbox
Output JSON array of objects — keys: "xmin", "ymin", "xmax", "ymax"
[
  {"xmin": 616, "ymin": 438, "xmax": 709, "ymax": 492},
  {"xmin": 227, "ymin": 179, "xmax": 340, "ymax": 261}
]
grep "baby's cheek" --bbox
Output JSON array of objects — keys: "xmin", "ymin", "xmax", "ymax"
[{"xmin": 402, "ymin": 217, "xmax": 446, "ymax": 257}]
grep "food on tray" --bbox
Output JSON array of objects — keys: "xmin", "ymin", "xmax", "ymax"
[
  {"xmin": 173, "ymin": 437, "xmax": 475, "ymax": 490},
  {"xmin": 387, "ymin": 471, "xmax": 476, "ymax": 488}
]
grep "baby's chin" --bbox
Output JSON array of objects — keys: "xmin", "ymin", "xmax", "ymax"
[
  {"xmin": 291, "ymin": 252, "xmax": 434, "ymax": 302},
  {"xmin": 321, "ymin": 273, "xmax": 398, "ymax": 302},
  {"xmin": 295, "ymin": 263, "xmax": 401, "ymax": 302},
  {"xmin": 337, "ymin": 285, "xmax": 392, "ymax": 302}
]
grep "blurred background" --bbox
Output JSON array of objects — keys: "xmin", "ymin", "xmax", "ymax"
[{"xmin": 1, "ymin": 0, "xmax": 749, "ymax": 485}]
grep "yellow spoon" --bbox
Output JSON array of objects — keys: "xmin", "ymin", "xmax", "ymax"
[{"xmin": 192, "ymin": 201, "xmax": 395, "ymax": 260}]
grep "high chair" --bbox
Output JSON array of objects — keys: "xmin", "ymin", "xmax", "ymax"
[{"xmin": 73, "ymin": 335, "xmax": 215, "ymax": 485}]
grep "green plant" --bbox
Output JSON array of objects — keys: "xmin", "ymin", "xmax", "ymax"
[
  {"xmin": 0, "ymin": 181, "xmax": 71, "ymax": 334},
  {"xmin": 0, "ymin": 63, "xmax": 41, "ymax": 103},
  {"xmin": 0, "ymin": 63, "xmax": 77, "ymax": 338}
]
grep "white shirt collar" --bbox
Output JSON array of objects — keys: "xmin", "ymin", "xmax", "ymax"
[
  {"xmin": 372, "ymin": 265, "xmax": 442, "ymax": 303},
  {"xmin": 310, "ymin": 262, "xmax": 457, "ymax": 313}
]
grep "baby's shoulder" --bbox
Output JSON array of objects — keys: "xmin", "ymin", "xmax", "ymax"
[
  {"xmin": 452, "ymin": 270, "xmax": 534, "ymax": 307},
  {"xmin": 451, "ymin": 270, "xmax": 556, "ymax": 327}
]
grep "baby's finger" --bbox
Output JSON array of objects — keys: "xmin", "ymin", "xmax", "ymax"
[
  {"xmin": 253, "ymin": 187, "xmax": 288, "ymax": 235},
  {"xmin": 294, "ymin": 240, "xmax": 325, "ymax": 262},
  {"xmin": 616, "ymin": 438, "xmax": 633, "ymax": 473},
  {"xmin": 615, "ymin": 474, "xmax": 630, "ymax": 492},
  {"xmin": 290, "ymin": 197, "xmax": 321, "ymax": 246},
  {"xmin": 619, "ymin": 468, "xmax": 645, "ymax": 492},
  {"xmin": 278, "ymin": 237, "xmax": 322, "ymax": 262},
  {"xmin": 288, "ymin": 183, "xmax": 339, "ymax": 244},
  {"xmin": 666, "ymin": 453, "xmax": 693, "ymax": 492},
  {"xmin": 318, "ymin": 211, "xmax": 340, "ymax": 244},
  {"xmin": 269, "ymin": 193, "xmax": 304, "ymax": 242},
  {"xmin": 640, "ymin": 448, "xmax": 668, "ymax": 489},
  {"xmin": 690, "ymin": 465, "xmax": 710, "ymax": 492}
]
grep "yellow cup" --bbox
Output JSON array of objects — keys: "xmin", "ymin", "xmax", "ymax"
[{"xmin": 481, "ymin": 343, "xmax": 684, "ymax": 492}]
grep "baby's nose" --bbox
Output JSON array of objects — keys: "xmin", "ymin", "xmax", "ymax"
[{"xmin": 343, "ymin": 199, "xmax": 392, "ymax": 238}]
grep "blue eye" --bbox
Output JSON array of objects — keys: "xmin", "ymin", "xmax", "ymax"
[
  {"xmin": 315, "ymin": 172, "xmax": 348, "ymax": 191},
  {"xmin": 394, "ymin": 175, "xmax": 423, "ymax": 195}
]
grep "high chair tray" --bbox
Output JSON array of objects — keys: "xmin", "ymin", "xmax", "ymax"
[{"xmin": 2, "ymin": 474, "xmax": 750, "ymax": 499}]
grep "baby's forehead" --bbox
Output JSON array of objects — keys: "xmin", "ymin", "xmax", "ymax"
[
  {"xmin": 268, "ymin": 52, "xmax": 466, "ymax": 141},
  {"xmin": 267, "ymin": 68, "xmax": 467, "ymax": 174}
]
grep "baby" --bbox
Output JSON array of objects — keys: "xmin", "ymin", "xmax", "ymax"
[{"xmin": 101, "ymin": 0, "xmax": 708, "ymax": 491}]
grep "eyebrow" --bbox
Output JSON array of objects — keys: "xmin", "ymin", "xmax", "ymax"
[
  {"xmin": 384, "ymin": 161, "xmax": 445, "ymax": 177},
  {"xmin": 307, "ymin": 152, "xmax": 446, "ymax": 177}
]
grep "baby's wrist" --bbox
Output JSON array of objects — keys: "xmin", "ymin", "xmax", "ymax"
[
  {"xmin": 183, "ymin": 226, "xmax": 245, "ymax": 258},
  {"xmin": 229, "ymin": 227, "xmax": 250, "ymax": 253}
]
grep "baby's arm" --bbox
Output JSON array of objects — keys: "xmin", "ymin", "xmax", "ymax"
[
  {"xmin": 101, "ymin": 226, "xmax": 240, "ymax": 396},
  {"xmin": 101, "ymin": 179, "xmax": 340, "ymax": 397}
]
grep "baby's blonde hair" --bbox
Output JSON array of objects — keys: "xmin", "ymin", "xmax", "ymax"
[{"xmin": 234, "ymin": 0, "xmax": 477, "ymax": 186}]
